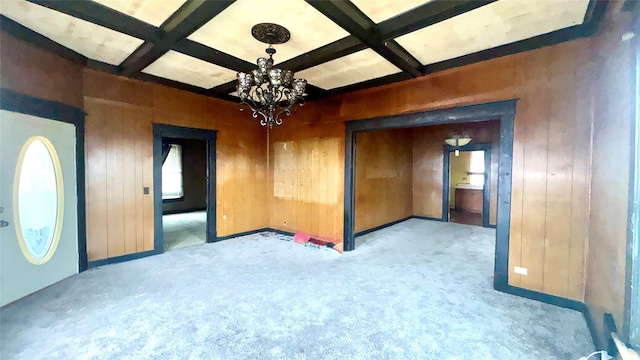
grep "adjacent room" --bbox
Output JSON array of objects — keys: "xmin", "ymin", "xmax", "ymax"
[
  {"xmin": 161, "ymin": 138, "xmax": 208, "ymax": 251},
  {"xmin": 0, "ymin": 0, "xmax": 638, "ymax": 359}
]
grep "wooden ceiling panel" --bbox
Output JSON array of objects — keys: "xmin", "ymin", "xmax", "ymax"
[
  {"xmin": 91, "ymin": 0, "xmax": 187, "ymax": 27},
  {"xmin": 0, "ymin": 0, "xmax": 144, "ymax": 65},
  {"xmin": 142, "ymin": 50, "xmax": 237, "ymax": 89},
  {"xmin": 186, "ymin": 0, "xmax": 349, "ymax": 63},
  {"xmin": 296, "ymin": 49, "xmax": 399, "ymax": 90},
  {"xmin": 396, "ymin": 0, "xmax": 590, "ymax": 65},
  {"xmin": 350, "ymin": 0, "xmax": 433, "ymax": 23}
]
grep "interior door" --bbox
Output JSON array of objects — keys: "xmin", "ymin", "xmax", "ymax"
[{"xmin": 0, "ymin": 110, "xmax": 78, "ymax": 306}]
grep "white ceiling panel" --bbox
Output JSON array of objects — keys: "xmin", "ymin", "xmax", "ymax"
[
  {"xmin": 187, "ymin": 0, "xmax": 349, "ymax": 63},
  {"xmin": 0, "ymin": 0, "xmax": 144, "ymax": 65},
  {"xmin": 91, "ymin": 0, "xmax": 187, "ymax": 27},
  {"xmin": 396, "ymin": 0, "xmax": 589, "ymax": 65},
  {"xmin": 351, "ymin": 0, "xmax": 433, "ymax": 24},
  {"xmin": 142, "ymin": 51, "xmax": 237, "ymax": 89},
  {"xmin": 296, "ymin": 49, "xmax": 400, "ymax": 90}
]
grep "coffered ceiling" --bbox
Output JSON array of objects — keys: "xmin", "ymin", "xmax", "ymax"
[{"xmin": 0, "ymin": 0, "xmax": 606, "ymax": 102}]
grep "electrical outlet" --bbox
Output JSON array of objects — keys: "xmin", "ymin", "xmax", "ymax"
[{"xmin": 514, "ymin": 266, "xmax": 528, "ymax": 275}]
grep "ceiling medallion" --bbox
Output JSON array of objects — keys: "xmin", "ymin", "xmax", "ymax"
[{"xmin": 236, "ymin": 23, "xmax": 306, "ymax": 129}]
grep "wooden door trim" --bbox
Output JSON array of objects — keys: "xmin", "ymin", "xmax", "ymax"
[
  {"xmin": 344, "ymin": 99, "xmax": 516, "ymax": 289},
  {"xmin": 442, "ymin": 143, "xmax": 493, "ymax": 228},
  {"xmin": 152, "ymin": 124, "xmax": 217, "ymax": 251},
  {"xmin": 0, "ymin": 88, "xmax": 87, "ymax": 272}
]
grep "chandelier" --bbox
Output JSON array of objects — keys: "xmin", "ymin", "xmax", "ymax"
[{"xmin": 236, "ymin": 23, "xmax": 307, "ymax": 128}]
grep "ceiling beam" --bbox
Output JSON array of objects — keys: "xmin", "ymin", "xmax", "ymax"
[
  {"xmin": 306, "ymin": 0, "xmax": 423, "ymax": 77},
  {"xmin": 277, "ymin": 35, "xmax": 367, "ymax": 72},
  {"xmin": 120, "ymin": 0, "xmax": 235, "ymax": 76},
  {"xmin": 0, "ymin": 15, "xmax": 87, "ymax": 65},
  {"xmin": 375, "ymin": 0, "xmax": 496, "ymax": 41},
  {"xmin": 27, "ymin": 0, "xmax": 160, "ymax": 42}
]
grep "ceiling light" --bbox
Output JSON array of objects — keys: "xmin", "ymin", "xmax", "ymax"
[
  {"xmin": 236, "ymin": 23, "xmax": 306, "ymax": 128},
  {"xmin": 445, "ymin": 135, "xmax": 472, "ymax": 157}
]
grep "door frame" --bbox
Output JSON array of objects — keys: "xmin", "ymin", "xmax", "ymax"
[
  {"xmin": 624, "ymin": 31, "xmax": 639, "ymax": 348},
  {"xmin": 442, "ymin": 143, "xmax": 493, "ymax": 228},
  {"xmin": 344, "ymin": 99, "xmax": 516, "ymax": 289},
  {"xmin": 0, "ymin": 88, "xmax": 87, "ymax": 271},
  {"xmin": 152, "ymin": 124, "xmax": 217, "ymax": 250}
]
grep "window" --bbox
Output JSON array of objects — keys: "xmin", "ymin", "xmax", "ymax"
[
  {"xmin": 15, "ymin": 136, "xmax": 64, "ymax": 264},
  {"xmin": 468, "ymin": 151, "xmax": 485, "ymax": 186},
  {"xmin": 162, "ymin": 144, "xmax": 183, "ymax": 200}
]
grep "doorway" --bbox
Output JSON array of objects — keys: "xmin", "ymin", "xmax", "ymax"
[
  {"xmin": 161, "ymin": 138, "xmax": 208, "ymax": 251},
  {"xmin": 443, "ymin": 144, "xmax": 492, "ymax": 228},
  {"xmin": 344, "ymin": 100, "xmax": 516, "ymax": 289},
  {"xmin": 153, "ymin": 125, "xmax": 216, "ymax": 251}
]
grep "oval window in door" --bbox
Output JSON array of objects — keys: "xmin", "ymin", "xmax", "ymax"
[{"xmin": 13, "ymin": 136, "xmax": 64, "ymax": 265}]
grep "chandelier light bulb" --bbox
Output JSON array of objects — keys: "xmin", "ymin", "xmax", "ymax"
[{"xmin": 236, "ymin": 23, "xmax": 306, "ymax": 128}]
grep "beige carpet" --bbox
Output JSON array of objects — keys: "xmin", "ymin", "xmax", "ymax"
[{"xmin": 162, "ymin": 210, "xmax": 206, "ymax": 251}]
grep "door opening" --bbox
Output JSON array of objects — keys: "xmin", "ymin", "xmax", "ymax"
[
  {"xmin": 443, "ymin": 145, "xmax": 492, "ymax": 228},
  {"xmin": 153, "ymin": 125, "xmax": 216, "ymax": 252}
]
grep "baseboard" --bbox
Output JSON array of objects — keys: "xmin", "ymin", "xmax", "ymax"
[
  {"xmin": 603, "ymin": 313, "xmax": 618, "ymax": 356},
  {"xmin": 215, "ymin": 228, "xmax": 271, "ymax": 242},
  {"xmin": 496, "ymin": 284, "xmax": 603, "ymax": 350},
  {"xmin": 88, "ymin": 249, "xmax": 162, "ymax": 268},
  {"xmin": 270, "ymin": 228, "xmax": 296, "ymax": 237},
  {"xmin": 354, "ymin": 216, "xmax": 413, "ymax": 237},
  {"xmin": 162, "ymin": 206, "xmax": 207, "ymax": 215},
  {"xmin": 411, "ymin": 215, "xmax": 446, "ymax": 222}
]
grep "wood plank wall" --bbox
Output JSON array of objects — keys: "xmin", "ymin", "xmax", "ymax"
[
  {"xmin": 412, "ymin": 121, "xmax": 499, "ymax": 225},
  {"xmin": 278, "ymin": 33, "xmax": 598, "ymax": 301},
  {"xmin": 355, "ymin": 128, "xmax": 413, "ymax": 233},
  {"xmin": 0, "ymin": 31, "xmax": 83, "ymax": 108},
  {"xmin": 83, "ymin": 69, "xmax": 267, "ymax": 261},
  {"xmin": 267, "ymin": 103, "xmax": 344, "ymax": 241},
  {"xmin": 586, "ymin": 11, "xmax": 636, "ymax": 342}
]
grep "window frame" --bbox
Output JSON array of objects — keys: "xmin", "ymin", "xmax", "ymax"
[{"xmin": 161, "ymin": 143, "xmax": 185, "ymax": 203}]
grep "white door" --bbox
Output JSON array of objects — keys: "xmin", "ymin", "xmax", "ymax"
[{"xmin": 0, "ymin": 110, "xmax": 78, "ymax": 306}]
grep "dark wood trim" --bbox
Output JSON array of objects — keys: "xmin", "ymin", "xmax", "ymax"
[
  {"xmin": 344, "ymin": 100, "xmax": 516, "ymax": 291},
  {"xmin": 625, "ymin": 36, "xmax": 640, "ymax": 349},
  {"xmin": 153, "ymin": 124, "xmax": 217, "ymax": 254},
  {"xmin": 376, "ymin": 0, "xmax": 496, "ymax": 41},
  {"xmin": 0, "ymin": 88, "xmax": 88, "ymax": 272},
  {"xmin": 0, "ymin": 15, "xmax": 88, "ymax": 65},
  {"xmin": 306, "ymin": 0, "xmax": 422, "ymax": 77},
  {"xmin": 120, "ymin": 1, "xmax": 235, "ymax": 76},
  {"xmin": 411, "ymin": 215, "xmax": 446, "ymax": 222},
  {"xmin": 354, "ymin": 216, "xmax": 412, "ymax": 238},
  {"xmin": 27, "ymin": 0, "xmax": 160, "ymax": 42},
  {"xmin": 604, "ymin": 313, "xmax": 619, "ymax": 355},
  {"xmin": 277, "ymin": 35, "xmax": 367, "ymax": 72},
  {"xmin": 215, "ymin": 228, "xmax": 272, "ymax": 242},
  {"xmin": 496, "ymin": 283, "xmax": 602, "ymax": 350},
  {"xmin": 88, "ymin": 249, "xmax": 162, "ymax": 269},
  {"xmin": 443, "ymin": 143, "xmax": 493, "ymax": 228},
  {"xmin": 325, "ymin": 72, "xmax": 412, "ymax": 96}
]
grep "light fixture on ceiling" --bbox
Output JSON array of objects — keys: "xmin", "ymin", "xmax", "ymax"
[
  {"xmin": 445, "ymin": 135, "xmax": 472, "ymax": 156},
  {"xmin": 236, "ymin": 23, "xmax": 307, "ymax": 129}
]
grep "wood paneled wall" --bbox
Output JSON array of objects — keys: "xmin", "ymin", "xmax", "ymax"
[
  {"xmin": 355, "ymin": 128, "xmax": 413, "ymax": 232},
  {"xmin": 287, "ymin": 31, "xmax": 599, "ymax": 301},
  {"xmin": 586, "ymin": 11, "xmax": 636, "ymax": 342},
  {"xmin": 412, "ymin": 121, "xmax": 499, "ymax": 225},
  {"xmin": 0, "ymin": 31, "xmax": 83, "ymax": 108},
  {"xmin": 267, "ymin": 105, "xmax": 344, "ymax": 241},
  {"xmin": 83, "ymin": 69, "xmax": 267, "ymax": 261}
]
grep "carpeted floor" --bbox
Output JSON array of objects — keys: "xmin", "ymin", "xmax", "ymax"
[
  {"xmin": 1, "ymin": 219, "xmax": 594, "ymax": 359},
  {"xmin": 162, "ymin": 210, "xmax": 206, "ymax": 251}
]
